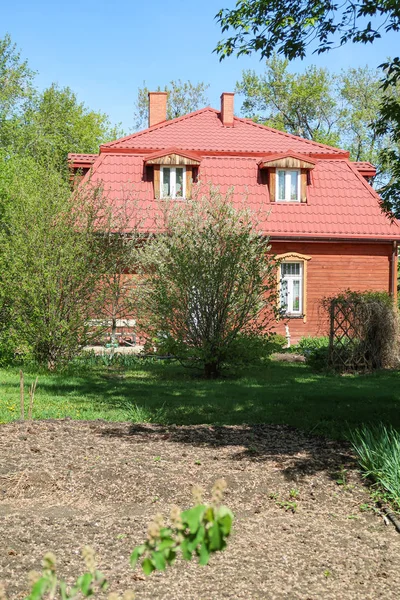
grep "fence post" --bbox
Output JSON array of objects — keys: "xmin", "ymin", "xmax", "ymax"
[{"xmin": 328, "ymin": 300, "xmax": 335, "ymax": 367}]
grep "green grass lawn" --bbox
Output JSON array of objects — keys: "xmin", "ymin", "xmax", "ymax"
[{"xmin": 1, "ymin": 359, "xmax": 400, "ymax": 439}]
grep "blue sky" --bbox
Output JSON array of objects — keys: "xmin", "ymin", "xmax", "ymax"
[{"xmin": 2, "ymin": 0, "xmax": 400, "ymax": 133}]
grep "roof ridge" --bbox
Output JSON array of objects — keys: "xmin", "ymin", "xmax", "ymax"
[
  {"xmin": 102, "ymin": 107, "xmax": 217, "ymax": 149},
  {"xmin": 234, "ymin": 116, "xmax": 347, "ymax": 155},
  {"xmin": 68, "ymin": 152, "xmax": 98, "ymax": 158}
]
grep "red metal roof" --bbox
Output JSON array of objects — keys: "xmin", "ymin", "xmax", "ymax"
[
  {"xmin": 101, "ymin": 109, "xmax": 348, "ymax": 156},
  {"xmin": 72, "ymin": 104, "xmax": 399, "ymax": 240},
  {"xmin": 353, "ymin": 161, "xmax": 377, "ymax": 177},
  {"xmin": 84, "ymin": 153, "xmax": 399, "ymax": 240}
]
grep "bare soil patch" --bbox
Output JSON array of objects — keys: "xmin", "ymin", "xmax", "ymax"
[{"xmin": 1, "ymin": 420, "xmax": 399, "ymax": 599}]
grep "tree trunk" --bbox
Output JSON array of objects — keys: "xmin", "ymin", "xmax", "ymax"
[
  {"xmin": 204, "ymin": 361, "xmax": 219, "ymax": 379},
  {"xmin": 110, "ymin": 317, "xmax": 117, "ymax": 360},
  {"xmin": 111, "ymin": 317, "xmax": 117, "ymax": 345}
]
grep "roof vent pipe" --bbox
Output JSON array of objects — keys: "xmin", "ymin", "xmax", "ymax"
[
  {"xmin": 148, "ymin": 92, "xmax": 168, "ymax": 128},
  {"xmin": 220, "ymin": 92, "xmax": 234, "ymax": 127}
]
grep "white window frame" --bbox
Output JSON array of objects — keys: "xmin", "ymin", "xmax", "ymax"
[
  {"xmin": 280, "ymin": 262, "xmax": 303, "ymax": 315},
  {"xmin": 276, "ymin": 169, "xmax": 300, "ymax": 202},
  {"xmin": 160, "ymin": 166, "xmax": 186, "ymax": 199}
]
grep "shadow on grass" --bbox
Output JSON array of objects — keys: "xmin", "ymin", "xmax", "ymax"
[{"xmin": 14, "ymin": 359, "xmax": 400, "ymax": 438}]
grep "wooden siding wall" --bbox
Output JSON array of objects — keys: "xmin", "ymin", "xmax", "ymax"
[{"xmin": 271, "ymin": 241, "xmax": 393, "ymax": 343}]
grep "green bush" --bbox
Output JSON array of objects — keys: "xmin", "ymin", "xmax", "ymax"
[
  {"xmin": 133, "ymin": 187, "xmax": 280, "ymax": 378},
  {"xmin": 263, "ymin": 333, "xmax": 287, "ymax": 355},
  {"xmin": 303, "ymin": 338, "xmax": 358, "ymax": 372},
  {"xmin": 289, "ymin": 337, "xmax": 330, "ymax": 371},
  {"xmin": 305, "ymin": 346, "xmax": 330, "ymax": 371},
  {"xmin": 295, "ymin": 336, "xmax": 329, "ymax": 355},
  {"xmin": 0, "ymin": 329, "xmax": 32, "ymax": 367},
  {"xmin": 222, "ymin": 332, "xmax": 287, "ymax": 366},
  {"xmin": 0, "ymin": 334, "xmax": 17, "ymax": 367}
]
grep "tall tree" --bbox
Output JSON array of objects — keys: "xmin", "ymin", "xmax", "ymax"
[
  {"xmin": 0, "ymin": 34, "xmax": 34, "ymax": 118},
  {"xmin": 236, "ymin": 56, "xmax": 341, "ymax": 146},
  {"xmin": 236, "ymin": 58, "xmax": 396, "ymax": 186},
  {"xmin": 338, "ymin": 66, "xmax": 395, "ymax": 181},
  {"xmin": 134, "ymin": 80, "xmax": 210, "ymax": 130},
  {"xmin": 20, "ymin": 83, "xmax": 124, "ymax": 174},
  {"xmin": 0, "ymin": 34, "xmax": 123, "ymax": 178},
  {"xmin": 376, "ymin": 61, "xmax": 400, "ymax": 212},
  {"xmin": 0, "ymin": 33, "xmax": 35, "ymax": 150}
]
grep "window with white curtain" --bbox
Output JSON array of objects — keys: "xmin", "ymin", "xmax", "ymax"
[
  {"xmin": 161, "ymin": 167, "xmax": 186, "ymax": 199},
  {"xmin": 280, "ymin": 262, "xmax": 303, "ymax": 314},
  {"xmin": 277, "ymin": 169, "xmax": 300, "ymax": 202}
]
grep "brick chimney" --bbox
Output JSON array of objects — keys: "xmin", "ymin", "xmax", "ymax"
[
  {"xmin": 220, "ymin": 92, "xmax": 234, "ymax": 127},
  {"xmin": 148, "ymin": 92, "xmax": 168, "ymax": 127}
]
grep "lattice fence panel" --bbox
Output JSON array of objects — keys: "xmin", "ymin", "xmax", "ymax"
[{"xmin": 328, "ymin": 299, "xmax": 371, "ymax": 372}]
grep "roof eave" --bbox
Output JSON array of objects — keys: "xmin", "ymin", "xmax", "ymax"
[{"xmin": 269, "ymin": 234, "xmax": 400, "ymax": 242}]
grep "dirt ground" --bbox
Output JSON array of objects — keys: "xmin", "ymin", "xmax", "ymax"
[{"xmin": 1, "ymin": 420, "xmax": 400, "ymax": 600}]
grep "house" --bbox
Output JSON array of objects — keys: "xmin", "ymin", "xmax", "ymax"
[{"xmin": 69, "ymin": 92, "xmax": 400, "ymax": 344}]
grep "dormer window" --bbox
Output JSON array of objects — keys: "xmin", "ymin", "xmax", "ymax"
[
  {"xmin": 144, "ymin": 148, "xmax": 201, "ymax": 200},
  {"xmin": 277, "ymin": 169, "xmax": 300, "ymax": 202},
  {"xmin": 161, "ymin": 166, "xmax": 186, "ymax": 199},
  {"xmin": 258, "ymin": 152, "xmax": 315, "ymax": 204}
]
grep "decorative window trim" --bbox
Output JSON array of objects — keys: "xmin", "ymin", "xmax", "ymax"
[
  {"xmin": 259, "ymin": 156, "xmax": 315, "ymax": 170},
  {"xmin": 146, "ymin": 153, "xmax": 200, "ymax": 166},
  {"xmin": 276, "ymin": 252, "xmax": 312, "ymax": 323},
  {"xmin": 145, "ymin": 148, "xmax": 201, "ymax": 167}
]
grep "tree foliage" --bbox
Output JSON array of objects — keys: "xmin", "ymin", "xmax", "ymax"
[
  {"xmin": 236, "ymin": 55, "xmax": 341, "ymax": 146},
  {"xmin": 133, "ymin": 186, "xmax": 278, "ymax": 378},
  {"xmin": 133, "ymin": 80, "xmax": 210, "ymax": 130},
  {"xmin": 215, "ymin": 0, "xmax": 400, "ymax": 62},
  {"xmin": 20, "ymin": 84, "xmax": 124, "ymax": 175},
  {"xmin": 0, "ymin": 33, "xmax": 36, "ymax": 151},
  {"xmin": 376, "ymin": 60, "xmax": 400, "ymax": 213},
  {"xmin": 0, "ymin": 34, "xmax": 34, "ymax": 120},
  {"xmin": 0, "ymin": 35, "xmax": 141, "ymax": 367}
]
